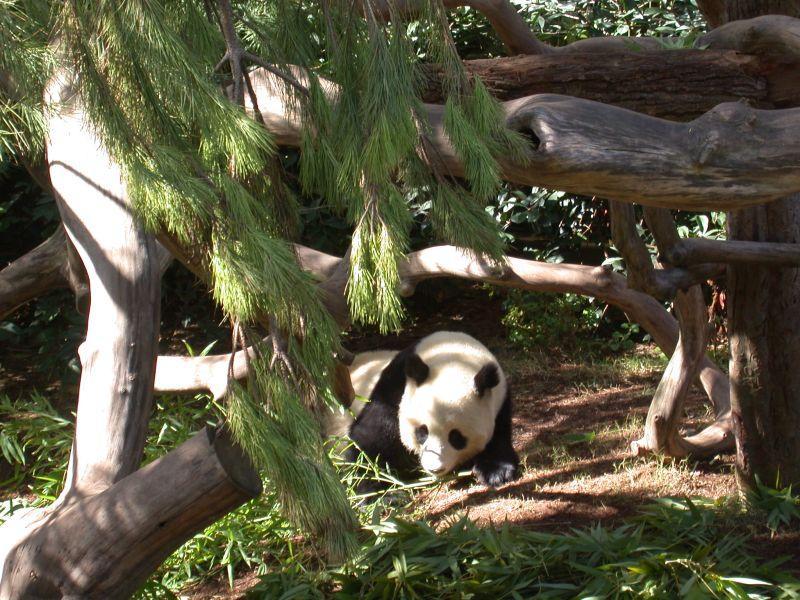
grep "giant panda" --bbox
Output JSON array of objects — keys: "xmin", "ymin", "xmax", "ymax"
[{"xmin": 335, "ymin": 331, "xmax": 520, "ymax": 488}]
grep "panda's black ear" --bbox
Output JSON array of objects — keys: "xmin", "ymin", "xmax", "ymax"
[
  {"xmin": 404, "ymin": 353, "xmax": 429, "ymax": 385},
  {"xmin": 474, "ymin": 363, "xmax": 500, "ymax": 396}
]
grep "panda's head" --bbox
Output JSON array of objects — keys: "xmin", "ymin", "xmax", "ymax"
[{"xmin": 397, "ymin": 334, "xmax": 506, "ymax": 476}]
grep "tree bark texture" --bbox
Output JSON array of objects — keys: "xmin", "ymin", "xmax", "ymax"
[
  {"xmin": 250, "ymin": 67, "xmax": 800, "ymax": 211},
  {"xmin": 729, "ymin": 198, "xmax": 800, "ymax": 487},
  {"xmin": 45, "ymin": 73, "xmax": 162, "ymax": 497},
  {"xmin": 421, "ymin": 50, "xmax": 775, "ymax": 120},
  {"xmin": 715, "ymin": 0, "xmax": 800, "ymax": 489},
  {"xmin": 0, "ymin": 427, "xmax": 261, "ymax": 599}
]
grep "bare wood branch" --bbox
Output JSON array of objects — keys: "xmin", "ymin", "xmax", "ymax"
[
  {"xmin": 46, "ymin": 71, "xmax": 162, "ymax": 497},
  {"xmin": 0, "ymin": 427, "xmax": 260, "ymax": 598},
  {"xmin": 152, "ymin": 244, "xmax": 351, "ymax": 399},
  {"xmin": 668, "ymin": 237, "xmax": 800, "ymax": 267},
  {"xmin": 629, "ymin": 207, "xmax": 733, "ymax": 457},
  {"xmin": 0, "ymin": 227, "xmax": 70, "ymax": 320},
  {"xmin": 249, "ymin": 67, "xmax": 800, "ymax": 211},
  {"xmin": 609, "ymin": 201, "xmax": 663, "ymax": 295},
  {"xmin": 629, "ymin": 285, "xmax": 730, "ymax": 457},
  {"xmin": 421, "ymin": 50, "xmax": 774, "ymax": 120}
]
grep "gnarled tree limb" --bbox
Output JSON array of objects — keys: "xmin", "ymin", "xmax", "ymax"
[
  {"xmin": 249, "ymin": 68, "xmax": 800, "ymax": 211},
  {"xmin": 630, "ymin": 208, "xmax": 733, "ymax": 457},
  {"xmin": 151, "ymin": 245, "xmax": 730, "ymax": 417}
]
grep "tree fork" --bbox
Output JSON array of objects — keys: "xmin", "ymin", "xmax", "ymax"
[{"xmin": 632, "ymin": 208, "xmax": 733, "ymax": 457}]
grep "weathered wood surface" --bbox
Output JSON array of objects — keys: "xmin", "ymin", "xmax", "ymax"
[
  {"xmin": 710, "ymin": 0, "xmax": 800, "ymax": 489},
  {"xmin": 251, "ymin": 68, "xmax": 800, "ymax": 211},
  {"xmin": 0, "ymin": 427, "xmax": 261, "ymax": 599},
  {"xmin": 631, "ymin": 207, "xmax": 733, "ymax": 457},
  {"xmin": 421, "ymin": 50, "xmax": 774, "ymax": 120},
  {"xmin": 728, "ymin": 196, "xmax": 800, "ymax": 487},
  {"xmin": 668, "ymin": 237, "xmax": 800, "ymax": 266},
  {"xmin": 45, "ymin": 71, "xmax": 162, "ymax": 497},
  {"xmin": 0, "ymin": 227, "xmax": 70, "ymax": 319}
]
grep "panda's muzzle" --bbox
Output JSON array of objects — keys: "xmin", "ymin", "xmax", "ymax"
[{"xmin": 420, "ymin": 446, "xmax": 450, "ymax": 475}]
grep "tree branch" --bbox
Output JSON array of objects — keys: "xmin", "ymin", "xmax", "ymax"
[
  {"xmin": 629, "ymin": 207, "xmax": 734, "ymax": 457},
  {"xmin": 667, "ymin": 237, "xmax": 800, "ymax": 267},
  {"xmin": 0, "ymin": 227, "xmax": 70, "ymax": 320},
  {"xmin": 150, "ymin": 245, "xmax": 729, "ymax": 415},
  {"xmin": 248, "ymin": 66, "xmax": 800, "ymax": 211},
  {"xmin": 420, "ymin": 49, "xmax": 777, "ymax": 120},
  {"xmin": 0, "ymin": 427, "xmax": 260, "ymax": 598}
]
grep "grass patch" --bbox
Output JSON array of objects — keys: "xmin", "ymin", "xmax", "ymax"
[{"xmin": 249, "ymin": 498, "xmax": 799, "ymax": 599}]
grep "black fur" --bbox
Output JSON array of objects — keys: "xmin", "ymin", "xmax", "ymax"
[
  {"xmin": 346, "ymin": 337, "xmax": 520, "ymax": 489},
  {"xmin": 404, "ymin": 353, "xmax": 430, "ymax": 385},
  {"xmin": 474, "ymin": 362, "xmax": 500, "ymax": 396},
  {"xmin": 471, "ymin": 386, "xmax": 519, "ymax": 487},
  {"xmin": 345, "ymin": 346, "xmax": 420, "ymax": 476}
]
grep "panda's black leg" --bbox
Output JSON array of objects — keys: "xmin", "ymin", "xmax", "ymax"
[
  {"xmin": 472, "ymin": 394, "xmax": 519, "ymax": 487},
  {"xmin": 346, "ymin": 401, "xmax": 418, "ymax": 494}
]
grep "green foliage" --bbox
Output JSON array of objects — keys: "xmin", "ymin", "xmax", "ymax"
[
  {"xmin": 518, "ymin": 0, "xmax": 705, "ymax": 45},
  {"xmin": 250, "ymin": 498, "xmax": 799, "ymax": 599},
  {"xmin": 0, "ymin": 394, "xmax": 72, "ymax": 500},
  {"xmin": 748, "ymin": 479, "xmax": 800, "ymax": 535}
]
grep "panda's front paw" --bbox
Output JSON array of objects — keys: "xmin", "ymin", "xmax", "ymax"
[{"xmin": 473, "ymin": 457, "xmax": 519, "ymax": 488}]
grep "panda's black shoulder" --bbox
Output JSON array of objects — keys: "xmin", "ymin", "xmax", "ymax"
[{"xmin": 367, "ymin": 341, "xmax": 421, "ymax": 407}]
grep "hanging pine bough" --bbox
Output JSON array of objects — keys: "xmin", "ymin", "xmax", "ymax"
[
  {"xmin": 0, "ymin": 0, "xmax": 533, "ymax": 560},
  {"xmin": 0, "ymin": 0, "xmax": 51, "ymax": 161},
  {"xmin": 284, "ymin": 0, "xmax": 530, "ymax": 332}
]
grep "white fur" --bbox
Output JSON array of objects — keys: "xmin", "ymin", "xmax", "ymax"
[
  {"xmin": 398, "ymin": 332, "xmax": 506, "ymax": 475},
  {"xmin": 324, "ymin": 350, "xmax": 397, "ymax": 437}
]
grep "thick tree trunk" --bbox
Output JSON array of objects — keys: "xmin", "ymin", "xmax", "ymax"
[
  {"xmin": 729, "ymin": 197, "xmax": 800, "ymax": 487},
  {"xmin": 421, "ymin": 50, "xmax": 775, "ymax": 120},
  {"xmin": 709, "ymin": 1, "xmax": 800, "ymax": 488},
  {"xmin": 0, "ymin": 68, "xmax": 259, "ymax": 597}
]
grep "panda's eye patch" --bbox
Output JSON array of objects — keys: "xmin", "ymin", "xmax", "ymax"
[
  {"xmin": 448, "ymin": 429, "xmax": 467, "ymax": 450},
  {"xmin": 415, "ymin": 425, "xmax": 429, "ymax": 444}
]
